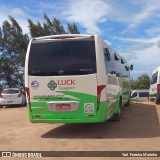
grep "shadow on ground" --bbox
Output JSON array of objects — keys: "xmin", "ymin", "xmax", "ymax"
[
  {"xmin": 41, "ymin": 103, "xmax": 160, "ymax": 139},
  {"xmin": 1, "ymin": 105, "xmax": 27, "ymax": 109}
]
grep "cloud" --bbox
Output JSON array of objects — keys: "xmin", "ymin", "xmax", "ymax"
[
  {"xmin": 114, "ymin": 37, "xmax": 149, "ymax": 43},
  {"xmin": 116, "ymin": 35, "xmax": 160, "ymax": 77},
  {"xmin": 39, "ymin": 2, "xmax": 56, "ymax": 9},
  {"xmin": 121, "ymin": 0, "xmax": 160, "ymax": 34},
  {"xmin": 146, "ymin": 27, "xmax": 160, "ymax": 37},
  {"xmin": 98, "ymin": 18, "xmax": 107, "ymax": 23},
  {"xmin": 63, "ymin": 0, "xmax": 110, "ymax": 34},
  {"xmin": 129, "ymin": 44, "xmax": 160, "ymax": 63},
  {"xmin": 10, "ymin": 8, "xmax": 28, "ymax": 17},
  {"xmin": 157, "ymin": 40, "xmax": 160, "ymax": 48},
  {"xmin": 114, "ymin": 35, "xmax": 160, "ymax": 44},
  {"xmin": 128, "ymin": 43, "xmax": 155, "ymax": 51},
  {"xmin": 104, "ymin": 40, "xmax": 111, "ymax": 46},
  {"xmin": 62, "ymin": 0, "xmax": 160, "ymax": 35},
  {"xmin": 0, "ymin": 6, "xmax": 33, "ymax": 34}
]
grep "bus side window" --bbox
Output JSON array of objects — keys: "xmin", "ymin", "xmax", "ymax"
[
  {"xmin": 114, "ymin": 54, "xmax": 119, "ymax": 61},
  {"xmin": 121, "ymin": 59, "xmax": 124, "ymax": 64},
  {"xmin": 104, "ymin": 48, "xmax": 110, "ymax": 61}
]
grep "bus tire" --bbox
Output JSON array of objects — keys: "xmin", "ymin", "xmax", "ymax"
[
  {"xmin": 112, "ymin": 99, "xmax": 122, "ymax": 121},
  {"xmin": 125, "ymin": 100, "xmax": 130, "ymax": 106}
]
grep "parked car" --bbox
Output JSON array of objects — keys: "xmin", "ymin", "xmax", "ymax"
[
  {"xmin": 131, "ymin": 89, "xmax": 149, "ymax": 100},
  {"xmin": 0, "ymin": 88, "xmax": 26, "ymax": 107}
]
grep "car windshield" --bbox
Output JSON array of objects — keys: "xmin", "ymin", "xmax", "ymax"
[
  {"xmin": 28, "ymin": 38, "xmax": 96, "ymax": 76},
  {"xmin": 2, "ymin": 89, "xmax": 19, "ymax": 94}
]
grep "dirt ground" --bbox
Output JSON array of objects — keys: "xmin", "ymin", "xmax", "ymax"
[{"xmin": 0, "ymin": 101, "xmax": 160, "ymax": 160}]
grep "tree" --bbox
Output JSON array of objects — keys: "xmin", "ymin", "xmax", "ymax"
[
  {"xmin": 28, "ymin": 14, "xmax": 80, "ymax": 37},
  {"xmin": 0, "ymin": 16, "xmax": 29, "ymax": 88},
  {"xmin": 43, "ymin": 13, "xmax": 54, "ymax": 35},
  {"xmin": 131, "ymin": 74, "xmax": 150, "ymax": 90},
  {"xmin": 67, "ymin": 23, "xmax": 80, "ymax": 34}
]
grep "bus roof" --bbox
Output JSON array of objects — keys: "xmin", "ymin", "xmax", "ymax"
[{"xmin": 32, "ymin": 34, "xmax": 96, "ymax": 41}]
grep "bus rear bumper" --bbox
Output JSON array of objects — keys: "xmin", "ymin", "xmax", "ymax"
[
  {"xmin": 30, "ymin": 116, "xmax": 106, "ymax": 123},
  {"xmin": 27, "ymin": 101, "xmax": 113, "ymax": 123}
]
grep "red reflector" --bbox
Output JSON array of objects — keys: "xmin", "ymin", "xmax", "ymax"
[
  {"xmin": 25, "ymin": 87, "xmax": 30, "ymax": 99},
  {"xmin": 97, "ymin": 85, "xmax": 106, "ymax": 103},
  {"xmin": 25, "ymin": 87, "xmax": 32, "ymax": 112},
  {"xmin": 157, "ymin": 84, "xmax": 160, "ymax": 92},
  {"xmin": 55, "ymin": 36, "xmax": 74, "ymax": 39}
]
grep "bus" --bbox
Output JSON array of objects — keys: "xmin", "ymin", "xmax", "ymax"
[
  {"xmin": 25, "ymin": 34, "xmax": 133, "ymax": 123},
  {"xmin": 149, "ymin": 66, "xmax": 160, "ymax": 104}
]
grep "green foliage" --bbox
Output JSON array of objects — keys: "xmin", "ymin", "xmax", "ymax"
[
  {"xmin": 67, "ymin": 23, "xmax": 80, "ymax": 34},
  {"xmin": 131, "ymin": 74, "xmax": 150, "ymax": 90},
  {"xmin": 0, "ymin": 16, "xmax": 29, "ymax": 88},
  {"xmin": 28, "ymin": 14, "xmax": 80, "ymax": 37}
]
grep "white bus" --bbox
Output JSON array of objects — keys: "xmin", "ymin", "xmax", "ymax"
[
  {"xmin": 25, "ymin": 34, "xmax": 132, "ymax": 123},
  {"xmin": 149, "ymin": 66, "xmax": 160, "ymax": 104}
]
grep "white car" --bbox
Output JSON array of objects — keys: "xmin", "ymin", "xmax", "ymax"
[
  {"xmin": 0, "ymin": 88, "xmax": 26, "ymax": 107},
  {"xmin": 131, "ymin": 89, "xmax": 149, "ymax": 100}
]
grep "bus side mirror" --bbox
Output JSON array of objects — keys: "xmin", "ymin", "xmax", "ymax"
[{"xmin": 130, "ymin": 65, "xmax": 133, "ymax": 70}]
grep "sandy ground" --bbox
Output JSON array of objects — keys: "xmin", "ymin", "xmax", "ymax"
[{"xmin": 0, "ymin": 101, "xmax": 160, "ymax": 160}]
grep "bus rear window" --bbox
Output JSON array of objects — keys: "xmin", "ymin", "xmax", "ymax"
[{"xmin": 28, "ymin": 39, "xmax": 96, "ymax": 76}]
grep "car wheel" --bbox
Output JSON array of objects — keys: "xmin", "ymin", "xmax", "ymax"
[
  {"xmin": 24, "ymin": 101, "xmax": 27, "ymax": 106},
  {"xmin": 20, "ymin": 100, "xmax": 24, "ymax": 107}
]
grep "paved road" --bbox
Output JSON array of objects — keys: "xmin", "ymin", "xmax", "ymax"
[{"xmin": 0, "ymin": 102, "xmax": 160, "ymax": 160}]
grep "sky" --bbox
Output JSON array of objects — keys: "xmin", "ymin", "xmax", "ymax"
[{"xmin": 0, "ymin": 0, "xmax": 160, "ymax": 80}]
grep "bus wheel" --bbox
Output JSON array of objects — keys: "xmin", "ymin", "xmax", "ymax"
[
  {"xmin": 125, "ymin": 100, "xmax": 130, "ymax": 106},
  {"xmin": 112, "ymin": 100, "xmax": 122, "ymax": 121}
]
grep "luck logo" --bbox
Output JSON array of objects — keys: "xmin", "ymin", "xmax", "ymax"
[{"xmin": 48, "ymin": 80, "xmax": 57, "ymax": 91}]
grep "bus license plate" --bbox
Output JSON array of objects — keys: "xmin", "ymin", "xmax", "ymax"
[{"xmin": 56, "ymin": 104, "xmax": 71, "ymax": 111}]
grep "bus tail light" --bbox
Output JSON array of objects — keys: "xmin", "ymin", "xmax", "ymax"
[
  {"xmin": 25, "ymin": 87, "xmax": 32, "ymax": 112},
  {"xmin": 97, "ymin": 85, "xmax": 106, "ymax": 111},
  {"xmin": 157, "ymin": 84, "xmax": 160, "ymax": 92}
]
